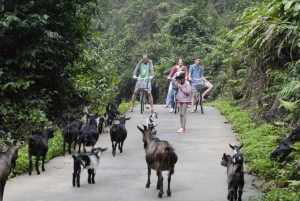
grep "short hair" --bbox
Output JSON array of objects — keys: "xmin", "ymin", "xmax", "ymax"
[
  {"xmin": 142, "ymin": 53, "xmax": 148, "ymax": 57},
  {"xmin": 194, "ymin": 57, "xmax": 200, "ymax": 61}
]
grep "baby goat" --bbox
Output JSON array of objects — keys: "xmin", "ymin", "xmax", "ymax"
[
  {"xmin": 146, "ymin": 112, "xmax": 158, "ymax": 135},
  {"xmin": 0, "ymin": 139, "xmax": 25, "ymax": 201},
  {"xmin": 221, "ymin": 153, "xmax": 244, "ymax": 201},
  {"xmin": 28, "ymin": 128, "xmax": 56, "ymax": 175},
  {"xmin": 72, "ymin": 147, "xmax": 108, "ymax": 187}
]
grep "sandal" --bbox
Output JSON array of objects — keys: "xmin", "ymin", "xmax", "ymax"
[
  {"xmin": 164, "ymin": 105, "xmax": 169, "ymax": 108},
  {"xmin": 129, "ymin": 108, "xmax": 133, "ymax": 112},
  {"xmin": 151, "ymin": 109, "xmax": 156, "ymax": 113},
  {"xmin": 190, "ymin": 110, "xmax": 195, "ymax": 113}
]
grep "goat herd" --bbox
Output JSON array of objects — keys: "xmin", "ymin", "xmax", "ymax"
[{"xmin": 0, "ymin": 99, "xmax": 246, "ymax": 201}]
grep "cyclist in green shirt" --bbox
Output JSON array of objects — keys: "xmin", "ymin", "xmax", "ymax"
[{"xmin": 129, "ymin": 54, "xmax": 155, "ymax": 112}]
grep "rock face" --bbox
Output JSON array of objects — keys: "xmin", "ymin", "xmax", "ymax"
[{"xmin": 270, "ymin": 124, "xmax": 300, "ymax": 162}]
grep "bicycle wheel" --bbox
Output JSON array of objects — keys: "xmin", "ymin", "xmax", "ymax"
[
  {"xmin": 140, "ymin": 91, "xmax": 144, "ymax": 114},
  {"xmin": 174, "ymin": 92, "xmax": 177, "ymax": 114},
  {"xmin": 194, "ymin": 92, "xmax": 199, "ymax": 112},
  {"xmin": 200, "ymin": 91, "xmax": 204, "ymax": 114}
]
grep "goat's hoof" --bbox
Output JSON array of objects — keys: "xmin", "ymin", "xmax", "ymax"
[
  {"xmin": 158, "ymin": 193, "xmax": 163, "ymax": 198},
  {"xmin": 156, "ymin": 185, "xmax": 160, "ymax": 190},
  {"xmin": 92, "ymin": 181, "xmax": 95, "ymax": 184},
  {"xmin": 37, "ymin": 172, "xmax": 40, "ymax": 175},
  {"xmin": 29, "ymin": 172, "xmax": 31, "ymax": 175},
  {"xmin": 88, "ymin": 179, "xmax": 91, "ymax": 184},
  {"xmin": 145, "ymin": 184, "xmax": 150, "ymax": 188},
  {"xmin": 42, "ymin": 169, "xmax": 45, "ymax": 171},
  {"xmin": 167, "ymin": 191, "xmax": 171, "ymax": 196}
]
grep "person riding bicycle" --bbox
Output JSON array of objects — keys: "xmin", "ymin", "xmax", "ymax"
[
  {"xmin": 167, "ymin": 59, "xmax": 188, "ymax": 113},
  {"xmin": 174, "ymin": 71, "xmax": 191, "ymax": 133},
  {"xmin": 129, "ymin": 54, "xmax": 155, "ymax": 113},
  {"xmin": 189, "ymin": 58, "xmax": 213, "ymax": 113}
]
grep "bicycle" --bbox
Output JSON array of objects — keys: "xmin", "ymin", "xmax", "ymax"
[
  {"xmin": 192, "ymin": 78, "xmax": 205, "ymax": 114},
  {"xmin": 137, "ymin": 77, "xmax": 151, "ymax": 114}
]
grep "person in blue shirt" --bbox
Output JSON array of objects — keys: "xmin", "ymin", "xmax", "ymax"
[{"xmin": 188, "ymin": 58, "xmax": 213, "ymax": 113}]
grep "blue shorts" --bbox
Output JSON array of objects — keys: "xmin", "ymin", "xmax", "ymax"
[{"xmin": 134, "ymin": 81, "xmax": 152, "ymax": 92}]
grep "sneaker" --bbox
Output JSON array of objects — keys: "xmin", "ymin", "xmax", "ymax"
[
  {"xmin": 169, "ymin": 108, "xmax": 174, "ymax": 113},
  {"xmin": 177, "ymin": 127, "xmax": 183, "ymax": 133},
  {"xmin": 182, "ymin": 127, "xmax": 186, "ymax": 133}
]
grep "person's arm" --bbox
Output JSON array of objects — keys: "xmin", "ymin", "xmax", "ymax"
[
  {"xmin": 168, "ymin": 66, "xmax": 176, "ymax": 79},
  {"xmin": 184, "ymin": 66, "xmax": 188, "ymax": 80},
  {"xmin": 201, "ymin": 67, "xmax": 207, "ymax": 81},
  {"xmin": 133, "ymin": 60, "xmax": 142, "ymax": 78},
  {"xmin": 149, "ymin": 59, "xmax": 154, "ymax": 78},
  {"xmin": 188, "ymin": 66, "xmax": 193, "ymax": 80},
  {"xmin": 180, "ymin": 82, "xmax": 191, "ymax": 95}
]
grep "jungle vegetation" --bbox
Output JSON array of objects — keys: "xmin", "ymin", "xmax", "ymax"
[{"xmin": 1, "ymin": 0, "xmax": 300, "ymax": 199}]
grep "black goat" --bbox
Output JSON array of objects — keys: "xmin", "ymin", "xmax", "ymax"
[
  {"xmin": 72, "ymin": 147, "xmax": 108, "ymax": 187},
  {"xmin": 95, "ymin": 115, "xmax": 106, "ymax": 134},
  {"xmin": 221, "ymin": 153, "xmax": 244, "ymax": 201},
  {"xmin": 62, "ymin": 121, "xmax": 82, "ymax": 156},
  {"xmin": 110, "ymin": 116, "xmax": 131, "ymax": 156},
  {"xmin": 28, "ymin": 128, "xmax": 56, "ymax": 175},
  {"xmin": 137, "ymin": 125, "xmax": 178, "ymax": 198},
  {"xmin": 104, "ymin": 99, "xmax": 121, "ymax": 130},
  {"xmin": 78, "ymin": 113, "xmax": 99, "ymax": 154},
  {"xmin": 0, "ymin": 139, "xmax": 25, "ymax": 201}
]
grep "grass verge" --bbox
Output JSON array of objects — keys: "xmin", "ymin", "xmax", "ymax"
[{"xmin": 207, "ymin": 99, "xmax": 300, "ymax": 201}]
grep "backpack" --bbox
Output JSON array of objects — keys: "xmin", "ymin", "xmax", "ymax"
[{"xmin": 164, "ymin": 67, "xmax": 173, "ymax": 75}]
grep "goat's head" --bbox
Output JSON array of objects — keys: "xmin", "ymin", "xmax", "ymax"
[
  {"xmin": 44, "ymin": 128, "xmax": 57, "ymax": 138},
  {"xmin": 231, "ymin": 153, "xmax": 244, "ymax": 165},
  {"xmin": 150, "ymin": 112, "xmax": 158, "ymax": 119},
  {"xmin": 108, "ymin": 102, "xmax": 120, "ymax": 115},
  {"xmin": 221, "ymin": 153, "xmax": 232, "ymax": 167},
  {"xmin": 137, "ymin": 125, "xmax": 154, "ymax": 148},
  {"xmin": 229, "ymin": 143, "xmax": 243, "ymax": 154},
  {"xmin": 118, "ymin": 116, "xmax": 131, "ymax": 125},
  {"xmin": 2, "ymin": 140, "xmax": 26, "ymax": 169},
  {"xmin": 91, "ymin": 147, "xmax": 108, "ymax": 157},
  {"xmin": 83, "ymin": 105, "xmax": 91, "ymax": 114},
  {"xmin": 0, "ymin": 130, "xmax": 11, "ymax": 140}
]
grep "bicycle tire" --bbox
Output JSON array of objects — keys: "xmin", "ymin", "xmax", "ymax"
[
  {"xmin": 200, "ymin": 92, "xmax": 204, "ymax": 114},
  {"xmin": 174, "ymin": 92, "xmax": 177, "ymax": 114},
  {"xmin": 194, "ymin": 92, "xmax": 199, "ymax": 112},
  {"xmin": 140, "ymin": 91, "xmax": 144, "ymax": 114}
]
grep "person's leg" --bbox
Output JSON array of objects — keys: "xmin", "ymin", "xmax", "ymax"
[
  {"xmin": 130, "ymin": 90, "xmax": 139, "ymax": 111},
  {"xmin": 181, "ymin": 103, "xmax": 188, "ymax": 131},
  {"xmin": 202, "ymin": 81, "xmax": 214, "ymax": 101},
  {"xmin": 178, "ymin": 104, "xmax": 183, "ymax": 132},
  {"xmin": 165, "ymin": 82, "xmax": 172, "ymax": 106},
  {"xmin": 170, "ymin": 89, "xmax": 175, "ymax": 110},
  {"xmin": 148, "ymin": 91, "xmax": 154, "ymax": 111},
  {"xmin": 191, "ymin": 92, "xmax": 196, "ymax": 112}
]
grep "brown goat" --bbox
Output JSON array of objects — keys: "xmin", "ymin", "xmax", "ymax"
[
  {"xmin": 137, "ymin": 125, "xmax": 178, "ymax": 198},
  {"xmin": 221, "ymin": 153, "xmax": 244, "ymax": 201}
]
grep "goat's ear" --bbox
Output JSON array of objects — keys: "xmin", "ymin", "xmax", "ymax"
[
  {"xmin": 100, "ymin": 147, "xmax": 108, "ymax": 152},
  {"xmin": 229, "ymin": 143, "xmax": 234, "ymax": 150},
  {"xmin": 12, "ymin": 139, "xmax": 17, "ymax": 145},
  {"xmin": 154, "ymin": 124, "xmax": 158, "ymax": 127},
  {"xmin": 137, "ymin": 126, "xmax": 144, "ymax": 133},
  {"xmin": 18, "ymin": 142, "xmax": 26, "ymax": 149},
  {"xmin": 239, "ymin": 143, "xmax": 244, "ymax": 149},
  {"xmin": 142, "ymin": 124, "xmax": 147, "ymax": 130},
  {"xmin": 222, "ymin": 153, "xmax": 228, "ymax": 161},
  {"xmin": 125, "ymin": 117, "xmax": 131, "ymax": 121}
]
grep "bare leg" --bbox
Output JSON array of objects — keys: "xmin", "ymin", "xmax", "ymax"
[
  {"xmin": 147, "ymin": 92, "xmax": 154, "ymax": 110},
  {"xmin": 130, "ymin": 90, "xmax": 139, "ymax": 109},
  {"xmin": 191, "ymin": 92, "xmax": 196, "ymax": 111},
  {"xmin": 202, "ymin": 81, "xmax": 213, "ymax": 99}
]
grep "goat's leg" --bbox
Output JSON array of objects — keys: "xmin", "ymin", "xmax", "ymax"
[
  {"xmin": 87, "ymin": 169, "xmax": 92, "ymax": 184},
  {"xmin": 68, "ymin": 141, "xmax": 72, "ymax": 155},
  {"xmin": 78, "ymin": 139, "xmax": 81, "ymax": 154},
  {"xmin": 73, "ymin": 136, "xmax": 77, "ymax": 151},
  {"xmin": 83, "ymin": 143, "xmax": 86, "ymax": 153},
  {"xmin": 238, "ymin": 181, "xmax": 244, "ymax": 201},
  {"xmin": 228, "ymin": 189, "xmax": 234, "ymax": 201},
  {"xmin": 76, "ymin": 172, "xmax": 80, "ymax": 188},
  {"xmin": 91, "ymin": 169, "xmax": 96, "ymax": 184},
  {"xmin": 29, "ymin": 154, "xmax": 32, "ymax": 175},
  {"xmin": 72, "ymin": 172, "xmax": 76, "ymax": 187},
  {"xmin": 36, "ymin": 155, "xmax": 40, "ymax": 175},
  {"xmin": 0, "ymin": 180, "xmax": 6, "ymax": 200},
  {"xmin": 119, "ymin": 142, "xmax": 124, "ymax": 153},
  {"xmin": 42, "ymin": 154, "xmax": 46, "ymax": 171},
  {"xmin": 167, "ymin": 174, "xmax": 171, "ymax": 196},
  {"xmin": 145, "ymin": 166, "xmax": 151, "ymax": 188},
  {"xmin": 111, "ymin": 141, "xmax": 116, "ymax": 156},
  {"xmin": 157, "ymin": 171, "xmax": 164, "ymax": 198}
]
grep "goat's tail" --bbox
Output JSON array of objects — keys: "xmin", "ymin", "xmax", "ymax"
[{"xmin": 164, "ymin": 146, "xmax": 178, "ymax": 176}]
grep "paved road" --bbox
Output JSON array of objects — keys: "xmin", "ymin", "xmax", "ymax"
[{"xmin": 5, "ymin": 105, "xmax": 261, "ymax": 201}]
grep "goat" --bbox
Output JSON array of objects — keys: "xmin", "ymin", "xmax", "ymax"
[
  {"xmin": 104, "ymin": 99, "xmax": 122, "ymax": 131},
  {"xmin": 62, "ymin": 121, "xmax": 82, "ymax": 156},
  {"xmin": 221, "ymin": 153, "xmax": 244, "ymax": 201},
  {"xmin": 146, "ymin": 112, "xmax": 158, "ymax": 135},
  {"xmin": 78, "ymin": 113, "xmax": 99, "ymax": 154},
  {"xmin": 0, "ymin": 130, "xmax": 11, "ymax": 140},
  {"xmin": 110, "ymin": 116, "xmax": 131, "ymax": 156},
  {"xmin": 137, "ymin": 125, "xmax": 178, "ymax": 198},
  {"xmin": 0, "ymin": 139, "xmax": 25, "ymax": 201},
  {"xmin": 28, "ymin": 128, "xmax": 56, "ymax": 175},
  {"xmin": 72, "ymin": 147, "xmax": 108, "ymax": 188},
  {"xmin": 229, "ymin": 143, "xmax": 244, "ymax": 165}
]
